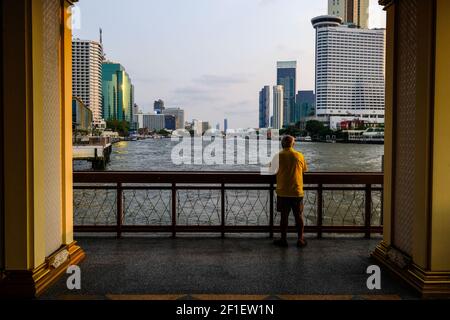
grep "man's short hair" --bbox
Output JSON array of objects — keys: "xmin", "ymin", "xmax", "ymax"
[{"xmin": 281, "ymin": 135, "xmax": 295, "ymax": 149}]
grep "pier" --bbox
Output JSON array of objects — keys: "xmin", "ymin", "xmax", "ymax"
[{"xmin": 73, "ymin": 137, "xmax": 114, "ymax": 169}]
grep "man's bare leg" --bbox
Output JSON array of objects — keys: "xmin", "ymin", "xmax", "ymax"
[
  {"xmin": 274, "ymin": 209, "xmax": 290, "ymax": 247},
  {"xmin": 293, "ymin": 200, "xmax": 306, "ymax": 247}
]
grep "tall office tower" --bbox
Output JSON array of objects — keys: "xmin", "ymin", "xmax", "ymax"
[
  {"xmin": 277, "ymin": 61, "xmax": 297, "ymax": 126},
  {"xmin": 163, "ymin": 108, "xmax": 185, "ymax": 129},
  {"xmin": 259, "ymin": 86, "xmax": 271, "ymax": 128},
  {"xmin": 328, "ymin": 0, "xmax": 369, "ymax": 29},
  {"xmin": 130, "ymin": 85, "xmax": 135, "ymax": 121},
  {"xmin": 72, "ymin": 39, "xmax": 104, "ymax": 125},
  {"xmin": 164, "ymin": 115, "xmax": 176, "ymax": 130},
  {"xmin": 134, "ymin": 112, "xmax": 144, "ymax": 129},
  {"xmin": 102, "ymin": 61, "xmax": 134, "ymax": 123},
  {"xmin": 224, "ymin": 119, "xmax": 228, "ymax": 133},
  {"xmin": 132, "ymin": 103, "xmax": 140, "ymax": 129},
  {"xmin": 295, "ymin": 91, "xmax": 316, "ymax": 121},
  {"xmin": 311, "ymin": 15, "xmax": 385, "ymax": 129},
  {"xmin": 192, "ymin": 120, "xmax": 203, "ymax": 136},
  {"xmin": 154, "ymin": 99, "xmax": 165, "ymax": 114},
  {"xmin": 202, "ymin": 122, "xmax": 211, "ymax": 134},
  {"xmin": 272, "ymin": 85, "xmax": 284, "ymax": 130}
]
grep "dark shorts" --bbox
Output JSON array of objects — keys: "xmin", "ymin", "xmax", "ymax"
[{"xmin": 276, "ymin": 196, "xmax": 304, "ymax": 213}]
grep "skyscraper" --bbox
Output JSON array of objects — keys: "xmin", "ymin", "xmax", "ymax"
[
  {"xmin": 164, "ymin": 115, "xmax": 176, "ymax": 130},
  {"xmin": 102, "ymin": 61, "xmax": 134, "ymax": 123},
  {"xmin": 224, "ymin": 119, "xmax": 228, "ymax": 133},
  {"xmin": 72, "ymin": 39, "xmax": 104, "ymax": 125},
  {"xmin": 295, "ymin": 91, "xmax": 316, "ymax": 122},
  {"xmin": 163, "ymin": 108, "xmax": 185, "ymax": 129},
  {"xmin": 277, "ymin": 61, "xmax": 297, "ymax": 126},
  {"xmin": 154, "ymin": 99, "xmax": 165, "ymax": 114},
  {"xmin": 328, "ymin": 0, "xmax": 369, "ymax": 29},
  {"xmin": 259, "ymin": 86, "xmax": 270, "ymax": 128},
  {"xmin": 272, "ymin": 85, "xmax": 284, "ymax": 130},
  {"xmin": 312, "ymin": 15, "xmax": 385, "ymax": 129}
]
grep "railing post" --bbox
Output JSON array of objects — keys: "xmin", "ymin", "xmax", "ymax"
[
  {"xmin": 365, "ymin": 184, "xmax": 372, "ymax": 239},
  {"xmin": 117, "ymin": 182, "xmax": 123, "ymax": 239},
  {"xmin": 221, "ymin": 183, "xmax": 225, "ymax": 238},
  {"xmin": 317, "ymin": 184, "xmax": 323, "ymax": 239},
  {"xmin": 269, "ymin": 183, "xmax": 274, "ymax": 239},
  {"xmin": 172, "ymin": 182, "xmax": 176, "ymax": 238}
]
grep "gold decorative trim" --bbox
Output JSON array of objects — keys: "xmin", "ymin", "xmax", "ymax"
[
  {"xmin": 372, "ymin": 241, "xmax": 450, "ymax": 298},
  {"xmin": 379, "ymin": 0, "xmax": 396, "ymax": 10},
  {"xmin": 0, "ymin": 242, "xmax": 85, "ymax": 298}
]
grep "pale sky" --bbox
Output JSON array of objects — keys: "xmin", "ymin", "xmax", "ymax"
[{"xmin": 73, "ymin": 0, "xmax": 386, "ymax": 129}]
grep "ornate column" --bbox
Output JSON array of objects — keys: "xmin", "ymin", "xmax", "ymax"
[
  {"xmin": 0, "ymin": 0, "xmax": 84, "ymax": 297},
  {"xmin": 373, "ymin": 0, "xmax": 450, "ymax": 297}
]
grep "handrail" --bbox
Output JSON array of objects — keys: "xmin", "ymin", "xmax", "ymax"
[
  {"xmin": 74, "ymin": 171, "xmax": 383, "ymax": 185},
  {"xmin": 73, "ymin": 171, "xmax": 384, "ymax": 239}
]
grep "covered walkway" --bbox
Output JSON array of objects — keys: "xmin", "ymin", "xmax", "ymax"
[{"xmin": 41, "ymin": 237, "xmax": 416, "ymax": 300}]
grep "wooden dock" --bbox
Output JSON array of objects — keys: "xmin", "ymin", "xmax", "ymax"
[{"xmin": 73, "ymin": 137, "xmax": 113, "ymax": 169}]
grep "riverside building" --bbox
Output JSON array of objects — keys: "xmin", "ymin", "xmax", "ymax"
[
  {"xmin": 312, "ymin": 15, "xmax": 386, "ymax": 129},
  {"xmin": 72, "ymin": 39, "xmax": 104, "ymax": 125}
]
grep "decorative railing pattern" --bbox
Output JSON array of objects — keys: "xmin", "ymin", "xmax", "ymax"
[{"xmin": 73, "ymin": 172, "xmax": 383, "ymax": 238}]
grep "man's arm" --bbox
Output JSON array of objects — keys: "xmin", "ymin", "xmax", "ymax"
[{"xmin": 268, "ymin": 153, "xmax": 280, "ymax": 175}]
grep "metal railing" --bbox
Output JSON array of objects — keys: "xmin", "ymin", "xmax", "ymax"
[{"xmin": 73, "ymin": 171, "xmax": 383, "ymax": 238}]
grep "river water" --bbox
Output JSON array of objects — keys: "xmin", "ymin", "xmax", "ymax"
[
  {"xmin": 73, "ymin": 139, "xmax": 384, "ymax": 227},
  {"xmin": 74, "ymin": 139, "xmax": 384, "ymax": 172}
]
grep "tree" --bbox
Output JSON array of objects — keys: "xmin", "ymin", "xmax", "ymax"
[
  {"xmin": 280, "ymin": 125, "xmax": 303, "ymax": 137},
  {"xmin": 157, "ymin": 129, "xmax": 170, "ymax": 137},
  {"xmin": 106, "ymin": 119, "xmax": 130, "ymax": 137},
  {"xmin": 305, "ymin": 120, "xmax": 324, "ymax": 137}
]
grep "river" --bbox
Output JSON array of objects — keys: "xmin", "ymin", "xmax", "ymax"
[{"xmin": 74, "ymin": 139, "xmax": 384, "ymax": 172}]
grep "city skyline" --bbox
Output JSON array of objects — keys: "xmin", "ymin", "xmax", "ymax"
[{"xmin": 73, "ymin": 0, "xmax": 386, "ymax": 128}]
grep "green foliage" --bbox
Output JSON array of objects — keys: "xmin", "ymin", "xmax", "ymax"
[
  {"xmin": 280, "ymin": 126, "xmax": 303, "ymax": 137},
  {"xmin": 106, "ymin": 119, "xmax": 130, "ymax": 137},
  {"xmin": 157, "ymin": 129, "xmax": 171, "ymax": 136},
  {"xmin": 305, "ymin": 120, "xmax": 324, "ymax": 137}
]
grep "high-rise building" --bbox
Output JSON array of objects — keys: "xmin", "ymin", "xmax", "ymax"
[
  {"xmin": 72, "ymin": 97, "xmax": 93, "ymax": 132},
  {"xmin": 163, "ymin": 108, "xmax": 185, "ymax": 129},
  {"xmin": 328, "ymin": 0, "xmax": 369, "ymax": 29},
  {"xmin": 202, "ymin": 121, "xmax": 211, "ymax": 134},
  {"xmin": 224, "ymin": 119, "xmax": 228, "ymax": 133},
  {"xmin": 295, "ymin": 91, "xmax": 316, "ymax": 122},
  {"xmin": 101, "ymin": 61, "xmax": 134, "ymax": 123},
  {"xmin": 164, "ymin": 115, "xmax": 176, "ymax": 130},
  {"xmin": 142, "ymin": 114, "xmax": 165, "ymax": 131},
  {"xmin": 259, "ymin": 86, "xmax": 270, "ymax": 128},
  {"xmin": 72, "ymin": 39, "xmax": 104, "ymax": 125},
  {"xmin": 154, "ymin": 99, "xmax": 165, "ymax": 114},
  {"xmin": 192, "ymin": 120, "xmax": 203, "ymax": 136},
  {"xmin": 134, "ymin": 112, "xmax": 144, "ymax": 130},
  {"xmin": 277, "ymin": 61, "xmax": 297, "ymax": 126},
  {"xmin": 132, "ymin": 103, "xmax": 140, "ymax": 117},
  {"xmin": 312, "ymin": 15, "xmax": 385, "ymax": 129},
  {"xmin": 272, "ymin": 85, "xmax": 284, "ymax": 130}
]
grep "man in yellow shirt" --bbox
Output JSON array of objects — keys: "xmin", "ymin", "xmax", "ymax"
[{"xmin": 270, "ymin": 135, "xmax": 308, "ymax": 248}]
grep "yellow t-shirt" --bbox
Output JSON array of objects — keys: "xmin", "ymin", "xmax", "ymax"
[{"xmin": 274, "ymin": 148, "xmax": 308, "ymax": 198}]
